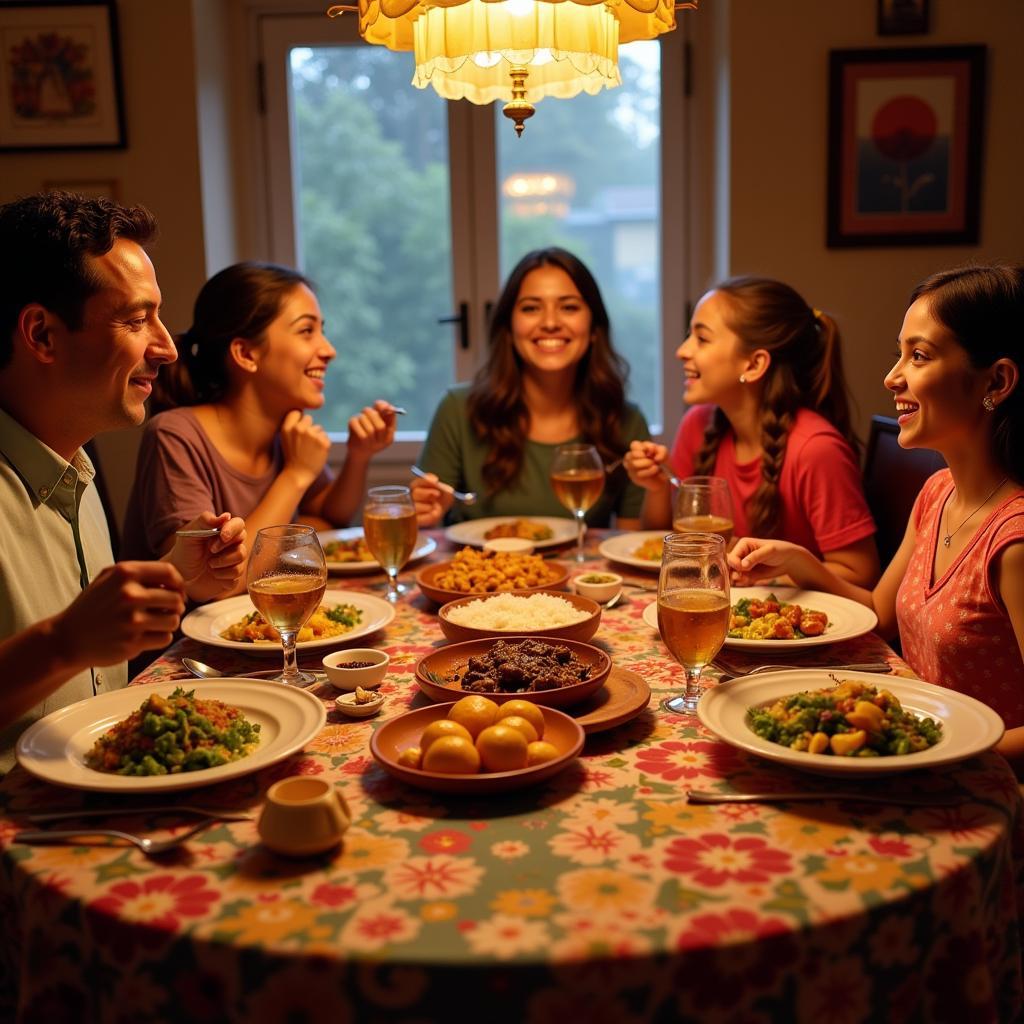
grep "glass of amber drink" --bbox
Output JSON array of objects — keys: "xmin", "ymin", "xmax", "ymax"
[
  {"xmin": 247, "ymin": 525, "xmax": 327, "ymax": 686},
  {"xmin": 657, "ymin": 532, "xmax": 730, "ymax": 714},
  {"xmin": 673, "ymin": 476, "xmax": 735, "ymax": 547},
  {"xmin": 363, "ymin": 486, "xmax": 418, "ymax": 603},
  {"xmin": 550, "ymin": 444, "xmax": 605, "ymax": 562}
]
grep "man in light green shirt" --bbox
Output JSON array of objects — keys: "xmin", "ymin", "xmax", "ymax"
[{"xmin": 0, "ymin": 191, "xmax": 248, "ymax": 770}]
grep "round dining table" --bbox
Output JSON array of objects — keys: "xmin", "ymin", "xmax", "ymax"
[{"xmin": 0, "ymin": 529, "xmax": 1021, "ymax": 1023}]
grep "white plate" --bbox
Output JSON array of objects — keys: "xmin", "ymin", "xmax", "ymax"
[
  {"xmin": 698, "ymin": 669, "xmax": 1004, "ymax": 776},
  {"xmin": 642, "ymin": 601, "xmax": 660, "ymax": 632},
  {"xmin": 181, "ymin": 591, "xmax": 396, "ymax": 655},
  {"xmin": 724, "ymin": 586, "xmax": 878, "ymax": 650},
  {"xmin": 316, "ymin": 527, "xmax": 436, "ymax": 574},
  {"xmin": 445, "ymin": 516, "xmax": 577, "ymax": 550},
  {"xmin": 16, "ymin": 680, "xmax": 327, "ymax": 792},
  {"xmin": 598, "ymin": 531, "xmax": 665, "ymax": 571}
]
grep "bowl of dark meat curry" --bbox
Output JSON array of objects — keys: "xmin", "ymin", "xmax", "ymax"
[{"xmin": 414, "ymin": 636, "xmax": 612, "ymax": 708}]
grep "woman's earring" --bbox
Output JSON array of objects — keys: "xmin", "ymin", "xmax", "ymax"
[
  {"xmin": 739, "ymin": 374, "xmax": 747, "ymax": 384},
  {"xmin": 983, "ymin": 395, "xmax": 996, "ymax": 411}
]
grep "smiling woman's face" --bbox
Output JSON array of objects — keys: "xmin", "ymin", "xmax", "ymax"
[
  {"xmin": 510, "ymin": 265, "xmax": 593, "ymax": 378},
  {"xmin": 251, "ymin": 284, "xmax": 336, "ymax": 409},
  {"xmin": 884, "ymin": 294, "xmax": 989, "ymax": 450}
]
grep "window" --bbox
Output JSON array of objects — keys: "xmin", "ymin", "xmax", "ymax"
[{"xmin": 258, "ymin": 11, "xmax": 688, "ymax": 451}]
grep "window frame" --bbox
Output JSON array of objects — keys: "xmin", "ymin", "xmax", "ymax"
[{"xmin": 253, "ymin": 5, "xmax": 689, "ymax": 466}]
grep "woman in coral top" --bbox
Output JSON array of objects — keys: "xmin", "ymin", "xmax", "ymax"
[
  {"xmin": 730, "ymin": 265, "xmax": 1024, "ymax": 770},
  {"xmin": 624, "ymin": 276, "xmax": 879, "ymax": 586}
]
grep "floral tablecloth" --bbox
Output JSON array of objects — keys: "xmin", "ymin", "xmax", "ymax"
[{"xmin": 1, "ymin": 531, "xmax": 1022, "ymax": 1023}]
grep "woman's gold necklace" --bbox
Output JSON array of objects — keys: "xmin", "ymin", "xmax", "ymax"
[{"xmin": 942, "ymin": 477, "xmax": 1008, "ymax": 548}]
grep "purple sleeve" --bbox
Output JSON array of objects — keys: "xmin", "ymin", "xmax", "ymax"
[{"xmin": 133, "ymin": 421, "xmax": 218, "ymax": 556}]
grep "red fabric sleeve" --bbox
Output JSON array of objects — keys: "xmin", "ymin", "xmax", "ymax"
[
  {"xmin": 788, "ymin": 430, "xmax": 876, "ymax": 552},
  {"xmin": 669, "ymin": 405, "xmax": 713, "ymax": 478}
]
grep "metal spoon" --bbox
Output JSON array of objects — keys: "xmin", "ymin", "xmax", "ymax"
[
  {"xmin": 175, "ymin": 527, "xmax": 222, "ymax": 539},
  {"xmin": 14, "ymin": 818, "xmax": 220, "ymax": 857},
  {"xmin": 410, "ymin": 465, "xmax": 477, "ymax": 505},
  {"xmin": 181, "ymin": 658, "xmax": 320, "ymax": 682}
]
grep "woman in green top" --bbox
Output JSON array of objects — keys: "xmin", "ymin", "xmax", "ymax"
[{"xmin": 412, "ymin": 248, "xmax": 650, "ymax": 527}]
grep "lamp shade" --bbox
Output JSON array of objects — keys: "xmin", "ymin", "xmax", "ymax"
[
  {"xmin": 329, "ymin": 0, "xmax": 688, "ymax": 132},
  {"xmin": 415, "ymin": 0, "xmax": 619, "ymax": 103}
]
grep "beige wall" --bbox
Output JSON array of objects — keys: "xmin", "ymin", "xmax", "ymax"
[
  {"xmin": 1, "ymin": 0, "xmax": 1021, "ymax": 521},
  {"xmin": 725, "ymin": 0, "xmax": 1024, "ymax": 439},
  {"xmin": 0, "ymin": 1, "xmax": 225, "ymax": 523}
]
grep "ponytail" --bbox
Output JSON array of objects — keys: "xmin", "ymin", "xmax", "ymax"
[{"xmin": 710, "ymin": 276, "xmax": 859, "ymax": 537}]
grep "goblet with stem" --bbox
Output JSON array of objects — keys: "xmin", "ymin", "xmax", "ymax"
[
  {"xmin": 673, "ymin": 476, "xmax": 735, "ymax": 547},
  {"xmin": 657, "ymin": 532, "xmax": 730, "ymax": 715},
  {"xmin": 247, "ymin": 525, "xmax": 327, "ymax": 686},
  {"xmin": 363, "ymin": 485, "xmax": 418, "ymax": 603},
  {"xmin": 550, "ymin": 443, "xmax": 605, "ymax": 562}
]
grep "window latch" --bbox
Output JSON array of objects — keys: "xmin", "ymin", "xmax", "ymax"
[{"xmin": 438, "ymin": 302, "xmax": 469, "ymax": 350}]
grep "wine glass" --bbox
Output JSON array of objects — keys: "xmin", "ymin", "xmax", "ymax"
[
  {"xmin": 673, "ymin": 476, "xmax": 735, "ymax": 547},
  {"xmin": 247, "ymin": 525, "xmax": 327, "ymax": 687},
  {"xmin": 550, "ymin": 444, "xmax": 605, "ymax": 562},
  {"xmin": 657, "ymin": 532, "xmax": 730, "ymax": 715},
  {"xmin": 363, "ymin": 485, "xmax": 418, "ymax": 603}
]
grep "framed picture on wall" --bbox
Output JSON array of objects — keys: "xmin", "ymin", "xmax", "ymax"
[
  {"xmin": 0, "ymin": 1, "xmax": 125, "ymax": 151},
  {"xmin": 826, "ymin": 46, "xmax": 986, "ymax": 248},
  {"xmin": 877, "ymin": 0, "xmax": 929, "ymax": 36}
]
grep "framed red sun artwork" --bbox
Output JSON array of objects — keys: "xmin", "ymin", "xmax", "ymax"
[{"xmin": 827, "ymin": 46, "xmax": 986, "ymax": 247}]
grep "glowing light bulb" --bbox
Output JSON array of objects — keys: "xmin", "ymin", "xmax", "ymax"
[
  {"xmin": 531, "ymin": 47, "xmax": 553, "ymax": 66},
  {"xmin": 472, "ymin": 50, "xmax": 502, "ymax": 67},
  {"xmin": 504, "ymin": 0, "xmax": 533, "ymax": 16}
]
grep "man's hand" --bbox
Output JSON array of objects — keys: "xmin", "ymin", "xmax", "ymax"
[
  {"xmin": 54, "ymin": 561, "xmax": 187, "ymax": 668},
  {"xmin": 167, "ymin": 512, "xmax": 247, "ymax": 601}
]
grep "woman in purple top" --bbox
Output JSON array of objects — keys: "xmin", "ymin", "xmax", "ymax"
[{"xmin": 122, "ymin": 262, "xmax": 397, "ymax": 581}]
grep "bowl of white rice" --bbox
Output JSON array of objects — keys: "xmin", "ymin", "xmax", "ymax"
[{"xmin": 438, "ymin": 589, "xmax": 602, "ymax": 644}]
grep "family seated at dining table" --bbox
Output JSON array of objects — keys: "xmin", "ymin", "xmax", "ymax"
[{"xmin": 0, "ymin": 189, "xmax": 1022, "ymax": 778}]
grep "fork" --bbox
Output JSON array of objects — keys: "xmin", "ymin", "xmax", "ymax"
[
  {"xmin": 659, "ymin": 464, "xmax": 682, "ymax": 488},
  {"xmin": 14, "ymin": 818, "xmax": 222, "ymax": 857},
  {"xmin": 710, "ymin": 660, "xmax": 892, "ymax": 682},
  {"xmin": 23, "ymin": 804, "xmax": 254, "ymax": 825},
  {"xmin": 410, "ymin": 465, "xmax": 477, "ymax": 505}
]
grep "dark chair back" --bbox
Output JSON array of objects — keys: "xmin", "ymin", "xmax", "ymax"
[
  {"xmin": 863, "ymin": 415, "xmax": 945, "ymax": 568},
  {"xmin": 84, "ymin": 440, "xmax": 120, "ymax": 559}
]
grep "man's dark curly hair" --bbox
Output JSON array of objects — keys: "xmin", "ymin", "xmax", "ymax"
[{"xmin": 0, "ymin": 190, "xmax": 157, "ymax": 368}]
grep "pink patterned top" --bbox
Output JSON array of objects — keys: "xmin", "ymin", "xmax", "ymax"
[{"xmin": 897, "ymin": 470, "xmax": 1024, "ymax": 728}]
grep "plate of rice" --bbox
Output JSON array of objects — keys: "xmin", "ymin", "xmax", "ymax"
[{"xmin": 438, "ymin": 590, "xmax": 601, "ymax": 643}]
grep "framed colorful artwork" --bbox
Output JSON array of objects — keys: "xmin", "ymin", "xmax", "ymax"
[
  {"xmin": 0, "ymin": 1, "xmax": 125, "ymax": 151},
  {"xmin": 827, "ymin": 46, "xmax": 986, "ymax": 248},
  {"xmin": 877, "ymin": 0, "xmax": 929, "ymax": 36}
]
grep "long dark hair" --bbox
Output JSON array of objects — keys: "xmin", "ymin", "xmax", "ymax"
[
  {"xmin": 692, "ymin": 276, "xmax": 858, "ymax": 538},
  {"xmin": 909, "ymin": 263, "xmax": 1024, "ymax": 483},
  {"xmin": 150, "ymin": 261, "xmax": 311, "ymax": 413},
  {"xmin": 467, "ymin": 248, "xmax": 631, "ymax": 495}
]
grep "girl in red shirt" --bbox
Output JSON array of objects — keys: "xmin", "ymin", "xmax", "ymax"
[
  {"xmin": 625, "ymin": 276, "xmax": 879, "ymax": 586},
  {"xmin": 730, "ymin": 264, "xmax": 1024, "ymax": 770}
]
